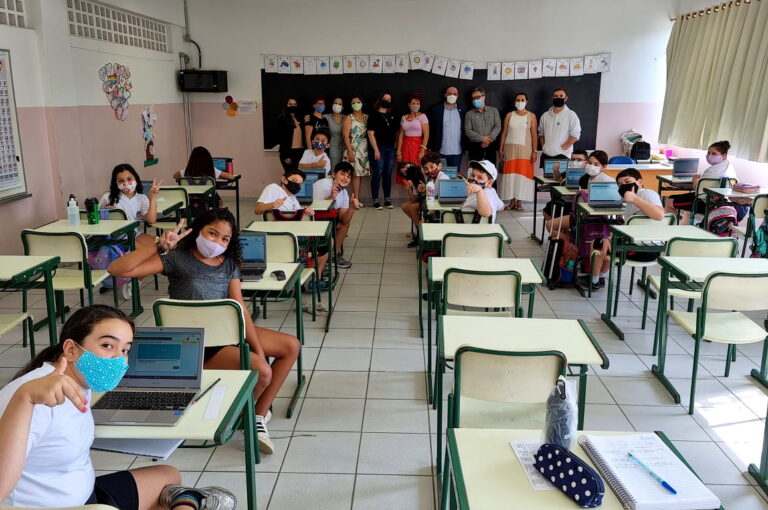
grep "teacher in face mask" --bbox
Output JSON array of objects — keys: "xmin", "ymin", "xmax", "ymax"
[
  {"xmin": 538, "ymin": 88, "xmax": 582, "ymax": 168},
  {"xmin": 464, "ymin": 87, "xmax": 501, "ymax": 166},
  {"xmin": 428, "ymin": 86, "xmax": 465, "ymax": 169}
]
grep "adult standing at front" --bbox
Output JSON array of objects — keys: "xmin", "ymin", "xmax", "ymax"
[
  {"xmin": 277, "ymin": 97, "xmax": 304, "ymax": 171},
  {"xmin": 428, "ymin": 86, "xmax": 465, "ymax": 168},
  {"xmin": 342, "ymin": 95, "xmax": 370, "ymax": 200},
  {"xmin": 367, "ymin": 92, "xmax": 398, "ymax": 210},
  {"xmin": 538, "ymin": 88, "xmax": 581, "ymax": 167},
  {"xmin": 464, "ymin": 87, "xmax": 501, "ymax": 166},
  {"xmin": 303, "ymin": 95, "xmax": 329, "ymax": 149},
  {"xmin": 323, "ymin": 97, "xmax": 346, "ymax": 170},
  {"xmin": 396, "ymin": 93, "xmax": 429, "ymax": 185},
  {"xmin": 498, "ymin": 92, "xmax": 538, "ymax": 210}
]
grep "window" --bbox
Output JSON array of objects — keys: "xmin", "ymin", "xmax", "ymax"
[
  {"xmin": 66, "ymin": 0, "xmax": 170, "ymax": 53},
  {"xmin": 0, "ymin": 0, "xmax": 25, "ymax": 28}
]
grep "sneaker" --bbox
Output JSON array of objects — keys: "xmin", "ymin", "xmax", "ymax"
[
  {"xmin": 160, "ymin": 485, "xmax": 236, "ymax": 510},
  {"xmin": 302, "ymin": 299, "xmax": 327, "ymax": 313},
  {"xmin": 373, "ymin": 202, "xmax": 382, "ymax": 210},
  {"xmin": 255, "ymin": 414, "xmax": 275, "ymax": 454},
  {"xmin": 336, "ymin": 256, "xmax": 352, "ymax": 268},
  {"xmin": 407, "ymin": 239, "xmax": 419, "ymax": 248},
  {"xmin": 309, "ymin": 280, "xmax": 330, "ymax": 292},
  {"xmin": 384, "ymin": 200, "xmax": 394, "ymax": 209},
  {"xmin": 121, "ymin": 283, "xmax": 132, "ymax": 301},
  {"xmin": 576, "ymin": 275, "xmax": 601, "ymax": 291},
  {"xmin": 265, "ymin": 409, "xmax": 272, "ymax": 424}
]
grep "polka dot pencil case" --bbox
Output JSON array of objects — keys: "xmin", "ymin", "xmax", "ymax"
[{"xmin": 533, "ymin": 443, "xmax": 605, "ymax": 508}]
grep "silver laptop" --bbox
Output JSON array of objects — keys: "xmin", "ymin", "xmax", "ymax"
[
  {"xmin": 239, "ymin": 231, "xmax": 267, "ymax": 282},
  {"xmin": 565, "ymin": 168, "xmax": 587, "ymax": 189},
  {"xmin": 437, "ymin": 179, "xmax": 468, "ymax": 205},
  {"xmin": 673, "ymin": 158, "xmax": 699, "ymax": 178},
  {"xmin": 92, "ymin": 327, "xmax": 205, "ymax": 426},
  {"xmin": 588, "ymin": 181, "xmax": 625, "ymax": 209}
]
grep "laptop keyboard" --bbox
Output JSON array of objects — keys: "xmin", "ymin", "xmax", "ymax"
[{"xmin": 93, "ymin": 391, "xmax": 196, "ymax": 411}]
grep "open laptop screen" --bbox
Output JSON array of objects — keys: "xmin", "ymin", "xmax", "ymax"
[
  {"xmin": 589, "ymin": 182, "xmax": 622, "ymax": 202},
  {"xmin": 295, "ymin": 181, "xmax": 313, "ymax": 200},
  {"xmin": 124, "ymin": 327, "xmax": 203, "ymax": 382},
  {"xmin": 442, "ymin": 166, "xmax": 458, "ymax": 178},
  {"xmin": 438, "ymin": 179, "xmax": 467, "ymax": 198},
  {"xmin": 673, "ymin": 158, "xmax": 699, "ymax": 176},
  {"xmin": 543, "ymin": 159, "xmax": 565, "ymax": 177},
  {"xmin": 566, "ymin": 169, "xmax": 586, "ymax": 187},
  {"xmin": 303, "ymin": 170, "xmax": 325, "ymax": 184},
  {"xmin": 240, "ymin": 233, "xmax": 266, "ymax": 264}
]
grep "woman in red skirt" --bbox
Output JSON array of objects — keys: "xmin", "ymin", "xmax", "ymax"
[{"xmin": 395, "ymin": 92, "xmax": 429, "ymax": 185}]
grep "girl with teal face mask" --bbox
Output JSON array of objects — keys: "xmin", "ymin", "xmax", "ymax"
[{"xmin": 0, "ymin": 305, "xmax": 234, "ymax": 510}]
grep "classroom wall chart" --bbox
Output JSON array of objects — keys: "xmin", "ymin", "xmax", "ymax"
[
  {"xmin": 0, "ymin": 49, "xmax": 27, "ymax": 203},
  {"xmin": 263, "ymin": 51, "xmax": 611, "ymax": 79}
]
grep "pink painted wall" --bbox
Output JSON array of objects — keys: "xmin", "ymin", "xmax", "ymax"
[
  {"xmin": 595, "ymin": 102, "xmax": 664, "ymax": 157},
  {"xmin": 665, "ymin": 146, "xmax": 768, "ymax": 187}
]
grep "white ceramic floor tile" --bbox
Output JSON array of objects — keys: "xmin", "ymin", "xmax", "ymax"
[
  {"xmin": 281, "ymin": 431, "xmax": 360, "ymax": 473},
  {"xmin": 362, "ymin": 399, "xmax": 430, "ymax": 433},
  {"xmin": 307, "ymin": 371, "xmax": 369, "ymax": 398},
  {"xmin": 357, "ymin": 433, "xmax": 432, "ymax": 475},
  {"xmin": 295, "ymin": 398, "xmax": 366, "ymax": 432},
  {"xmin": 620, "ymin": 405, "xmax": 710, "ymax": 440},
  {"xmin": 352, "ymin": 474, "xmax": 435, "ymax": 510},
  {"xmin": 582, "ymin": 404, "xmax": 635, "ymax": 431},
  {"xmin": 370, "ymin": 348, "xmax": 425, "ymax": 372},
  {"xmin": 322, "ymin": 328, "xmax": 374, "ymax": 348},
  {"xmin": 367, "ymin": 372, "xmax": 427, "ymax": 400},
  {"xmin": 671, "ymin": 440, "xmax": 750, "ymax": 485},
  {"xmin": 315, "ymin": 347, "xmax": 372, "ymax": 371}
]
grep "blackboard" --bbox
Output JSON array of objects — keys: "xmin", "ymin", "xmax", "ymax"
[{"xmin": 261, "ymin": 69, "xmax": 601, "ymax": 151}]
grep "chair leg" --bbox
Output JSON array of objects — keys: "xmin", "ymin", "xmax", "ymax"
[
  {"xmin": 689, "ymin": 335, "xmax": 703, "ymax": 415},
  {"xmin": 725, "ymin": 344, "xmax": 734, "ymax": 377},
  {"xmin": 613, "ymin": 260, "xmax": 623, "ymax": 316},
  {"xmin": 261, "ymin": 296, "xmax": 267, "ymax": 320},
  {"xmin": 440, "ymin": 449, "xmax": 451, "ymax": 510},
  {"xmin": 112, "ymin": 278, "xmax": 119, "ymax": 308},
  {"xmin": 687, "ymin": 298, "xmax": 694, "ymax": 313},
  {"xmin": 22, "ymin": 290, "xmax": 28, "ymax": 348},
  {"xmin": 153, "ymin": 273, "xmax": 159, "ymax": 291},
  {"xmin": 311, "ymin": 275, "xmax": 317, "ymax": 322},
  {"xmin": 79, "ymin": 289, "xmax": 85, "ymax": 308},
  {"xmin": 26, "ymin": 316, "xmax": 35, "ymax": 358},
  {"xmin": 55, "ymin": 291, "xmax": 66, "ymax": 324},
  {"xmin": 670, "ymin": 296, "xmax": 675, "ymax": 311},
  {"xmin": 628, "ymin": 267, "xmax": 635, "ymax": 296},
  {"xmin": 641, "ymin": 282, "xmax": 651, "ymax": 330},
  {"xmin": 87, "ymin": 285, "xmax": 94, "ymax": 306},
  {"xmin": 731, "ymin": 345, "xmax": 737, "ymax": 362}
]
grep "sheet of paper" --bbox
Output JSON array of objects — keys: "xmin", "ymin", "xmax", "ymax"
[
  {"xmin": 204, "ymin": 385, "xmax": 227, "ymax": 420},
  {"xmin": 542, "ymin": 58, "xmax": 556, "ymax": 77},
  {"xmin": 329, "ymin": 56, "xmax": 343, "ymax": 75},
  {"xmin": 459, "ymin": 61, "xmax": 474, "ymax": 80},
  {"xmin": 444, "ymin": 59, "xmax": 460, "ymax": 78},
  {"xmin": 356, "ymin": 55, "xmax": 370, "ymax": 73},
  {"xmin": 515, "ymin": 61, "xmax": 529, "ymax": 80},
  {"xmin": 422, "ymin": 52, "xmax": 435, "ymax": 72},
  {"xmin": 432, "ymin": 56, "xmax": 448, "ymax": 75},
  {"xmin": 382, "ymin": 55, "xmax": 395, "ymax": 73},
  {"xmin": 486, "ymin": 62, "xmax": 501, "ymax": 80},
  {"xmin": 238, "ymin": 101, "xmax": 257, "ymax": 114},
  {"xmin": 290, "ymin": 57, "xmax": 304, "ymax": 74},
  {"xmin": 303, "ymin": 57, "xmax": 317, "ymax": 75},
  {"xmin": 409, "ymin": 50, "xmax": 424, "ymax": 70},
  {"xmin": 570, "ymin": 57, "xmax": 584, "ymax": 76},
  {"xmin": 92, "ymin": 438, "xmax": 183, "ymax": 459},
  {"xmin": 501, "ymin": 62, "xmax": 514, "ymax": 81},
  {"xmin": 395, "ymin": 54, "xmax": 409, "ymax": 73},
  {"xmin": 528, "ymin": 60, "xmax": 542, "ymax": 79},
  {"xmin": 264, "ymin": 55, "xmax": 278, "ymax": 73},
  {"xmin": 584, "ymin": 56, "xmax": 597, "ymax": 74},
  {"xmin": 370, "ymin": 55, "xmax": 383, "ymax": 73},
  {"xmin": 316, "ymin": 57, "xmax": 330, "ymax": 74},
  {"xmin": 556, "ymin": 58, "xmax": 570, "ymax": 77},
  {"xmin": 510, "ymin": 440, "xmax": 556, "ymax": 491},
  {"xmin": 277, "ymin": 56, "xmax": 291, "ymax": 74},
  {"xmin": 343, "ymin": 55, "xmax": 356, "ymax": 73}
]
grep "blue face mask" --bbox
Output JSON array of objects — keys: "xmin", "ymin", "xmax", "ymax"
[
  {"xmin": 472, "ymin": 98, "xmax": 484, "ymax": 108},
  {"xmin": 75, "ymin": 343, "xmax": 128, "ymax": 392},
  {"xmin": 314, "ymin": 104, "xmax": 325, "ymax": 113}
]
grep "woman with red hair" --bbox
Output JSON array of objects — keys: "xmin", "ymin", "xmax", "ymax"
[{"xmin": 395, "ymin": 92, "xmax": 429, "ymax": 185}]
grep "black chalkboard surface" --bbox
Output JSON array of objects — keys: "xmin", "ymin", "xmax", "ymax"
[{"xmin": 261, "ymin": 69, "xmax": 601, "ymax": 151}]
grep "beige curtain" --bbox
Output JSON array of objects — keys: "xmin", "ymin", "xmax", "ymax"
[{"xmin": 659, "ymin": 0, "xmax": 768, "ymax": 163}]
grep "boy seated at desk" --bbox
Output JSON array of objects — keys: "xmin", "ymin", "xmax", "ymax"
[
  {"xmin": 401, "ymin": 152, "xmax": 450, "ymax": 247},
  {"xmin": 542, "ymin": 149, "xmax": 588, "ymax": 223},
  {"xmin": 576, "ymin": 168, "xmax": 664, "ymax": 291},
  {"xmin": 312, "ymin": 161, "xmax": 361, "ymax": 269},
  {"xmin": 298, "ymin": 128, "xmax": 331, "ymax": 175},
  {"xmin": 254, "ymin": 169, "xmax": 315, "ymax": 217},
  {"xmin": 463, "ymin": 160, "xmax": 505, "ymax": 223}
]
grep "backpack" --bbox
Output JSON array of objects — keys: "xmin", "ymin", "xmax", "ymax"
[
  {"xmin": 706, "ymin": 205, "xmax": 737, "ymax": 237},
  {"xmin": 751, "ymin": 211, "xmax": 768, "ymax": 258},
  {"xmin": 87, "ymin": 245, "xmax": 130, "ymax": 288},
  {"xmin": 629, "ymin": 141, "xmax": 651, "ymax": 161},
  {"xmin": 557, "ymin": 241, "xmax": 579, "ymax": 284},
  {"xmin": 451, "ymin": 209, "xmax": 482, "ymax": 224},
  {"xmin": 271, "ymin": 209, "xmax": 305, "ymax": 221}
]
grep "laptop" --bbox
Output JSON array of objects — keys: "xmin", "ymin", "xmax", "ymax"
[
  {"xmin": 302, "ymin": 169, "xmax": 325, "ymax": 184},
  {"xmin": 437, "ymin": 179, "xmax": 468, "ymax": 205},
  {"xmin": 673, "ymin": 158, "xmax": 699, "ymax": 178},
  {"xmin": 92, "ymin": 327, "xmax": 205, "ymax": 426},
  {"xmin": 239, "ymin": 231, "xmax": 267, "ymax": 281},
  {"xmin": 565, "ymin": 168, "xmax": 587, "ymax": 189},
  {"xmin": 442, "ymin": 166, "xmax": 459, "ymax": 178},
  {"xmin": 212, "ymin": 157, "xmax": 232, "ymax": 173},
  {"xmin": 588, "ymin": 181, "xmax": 625, "ymax": 209},
  {"xmin": 295, "ymin": 181, "xmax": 314, "ymax": 205},
  {"xmin": 543, "ymin": 159, "xmax": 566, "ymax": 178}
]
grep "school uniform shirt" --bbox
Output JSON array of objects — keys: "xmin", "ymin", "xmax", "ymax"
[
  {"xmin": 312, "ymin": 177, "xmax": 349, "ymax": 209},
  {"xmin": 700, "ymin": 159, "xmax": 737, "ymax": 179},
  {"xmin": 257, "ymin": 183, "xmax": 301, "ymax": 211},
  {"xmin": 179, "ymin": 167, "xmax": 223, "ymax": 179},
  {"xmin": 98, "ymin": 192, "xmax": 150, "ymax": 221},
  {"xmin": 462, "ymin": 187, "xmax": 505, "ymax": 223},
  {"xmin": 298, "ymin": 150, "xmax": 331, "ymax": 174},
  {"xmin": 538, "ymin": 105, "xmax": 582, "ymax": 157},
  {"xmin": 0, "ymin": 364, "xmax": 94, "ymax": 507},
  {"xmin": 624, "ymin": 188, "xmax": 663, "ymax": 219}
]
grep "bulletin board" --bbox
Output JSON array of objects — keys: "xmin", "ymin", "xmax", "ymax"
[{"xmin": 0, "ymin": 49, "xmax": 28, "ymax": 203}]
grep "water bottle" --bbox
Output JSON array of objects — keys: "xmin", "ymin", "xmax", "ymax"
[
  {"xmin": 84, "ymin": 197, "xmax": 99, "ymax": 225},
  {"xmin": 67, "ymin": 195, "xmax": 80, "ymax": 226},
  {"xmin": 426, "ymin": 179, "xmax": 436, "ymax": 203}
]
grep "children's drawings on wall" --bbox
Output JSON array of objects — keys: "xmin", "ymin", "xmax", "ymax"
[
  {"xmin": 98, "ymin": 63, "xmax": 132, "ymax": 121},
  {"xmin": 142, "ymin": 105, "xmax": 157, "ymax": 167}
]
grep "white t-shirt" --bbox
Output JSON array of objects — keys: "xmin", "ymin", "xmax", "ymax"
[
  {"xmin": 179, "ymin": 167, "xmax": 222, "ymax": 179},
  {"xmin": 462, "ymin": 187, "xmax": 505, "ymax": 223},
  {"xmin": 538, "ymin": 105, "xmax": 582, "ymax": 157},
  {"xmin": 700, "ymin": 159, "xmax": 736, "ymax": 179},
  {"xmin": 298, "ymin": 150, "xmax": 331, "ymax": 174},
  {"xmin": 312, "ymin": 177, "xmax": 349, "ymax": 209},
  {"xmin": 624, "ymin": 187, "xmax": 663, "ymax": 219},
  {"xmin": 0, "ymin": 364, "xmax": 94, "ymax": 507},
  {"xmin": 257, "ymin": 183, "xmax": 301, "ymax": 211},
  {"xmin": 98, "ymin": 192, "xmax": 150, "ymax": 221}
]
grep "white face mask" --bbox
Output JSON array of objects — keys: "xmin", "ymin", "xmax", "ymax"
[
  {"xmin": 585, "ymin": 164, "xmax": 601, "ymax": 177},
  {"xmin": 196, "ymin": 234, "xmax": 227, "ymax": 259},
  {"xmin": 515, "ymin": 101, "xmax": 527, "ymax": 111},
  {"xmin": 569, "ymin": 160, "xmax": 586, "ymax": 168},
  {"xmin": 118, "ymin": 182, "xmax": 137, "ymax": 193},
  {"xmin": 445, "ymin": 94, "xmax": 458, "ymax": 105},
  {"xmin": 332, "ymin": 104, "xmax": 343, "ymax": 114}
]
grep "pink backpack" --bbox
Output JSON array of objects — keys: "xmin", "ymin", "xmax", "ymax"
[{"xmin": 706, "ymin": 205, "xmax": 737, "ymax": 237}]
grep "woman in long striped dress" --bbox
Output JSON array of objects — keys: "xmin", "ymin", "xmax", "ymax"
[{"xmin": 498, "ymin": 92, "xmax": 538, "ymax": 210}]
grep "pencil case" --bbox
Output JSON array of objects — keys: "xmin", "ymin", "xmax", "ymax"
[{"xmin": 533, "ymin": 443, "xmax": 605, "ymax": 508}]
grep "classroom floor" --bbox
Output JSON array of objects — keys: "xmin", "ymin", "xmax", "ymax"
[{"xmin": 2, "ymin": 197, "xmax": 768, "ymax": 509}]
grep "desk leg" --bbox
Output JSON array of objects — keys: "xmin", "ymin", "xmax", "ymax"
[
  {"xmin": 288, "ymin": 277, "xmax": 306, "ymax": 418},
  {"xmin": 43, "ymin": 267, "xmax": 58, "ymax": 346},
  {"xmin": 235, "ymin": 182, "xmax": 241, "ymax": 229},
  {"xmin": 127, "ymin": 230, "xmax": 143, "ymax": 318},
  {"xmin": 241, "ymin": 393, "xmax": 259, "ymax": 510},
  {"xmin": 526, "ymin": 284, "xmax": 536, "ymax": 318},
  {"xmin": 427, "ymin": 280, "xmax": 433, "ymax": 405},
  {"xmin": 600, "ymin": 236, "xmax": 625, "ymax": 340},
  {"xmin": 435, "ymin": 339, "xmax": 443, "ymax": 475},
  {"xmin": 749, "ymin": 335, "xmax": 768, "ymax": 389},
  {"xmin": 651, "ymin": 267, "xmax": 680, "ymax": 402},
  {"xmin": 576, "ymin": 364, "xmax": 587, "ymax": 430},
  {"xmin": 749, "ymin": 405, "xmax": 768, "ymax": 497},
  {"xmin": 418, "ymin": 242, "xmax": 424, "ymax": 337},
  {"xmin": 530, "ymin": 180, "xmax": 542, "ymax": 244},
  {"xmin": 324, "ymin": 235, "xmax": 334, "ymax": 332}
]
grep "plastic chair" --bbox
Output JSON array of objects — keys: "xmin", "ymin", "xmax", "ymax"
[
  {"xmin": 441, "ymin": 232, "xmax": 504, "ymax": 258},
  {"xmin": 21, "ymin": 230, "xmax": 118, "ymax": 324},
  {"xmin": 686, "ymin": 177, "xmax": 737, "ymax": 226},
  {"xmin": 439, "ymin": 210, "xmax": 492, "ymax": 224},
  {"xmin": 442, "ymin": 269, "xmax": 522, "ymax": 318},
  {"xmin": 731, "ymin": 194, "xmax": 768, "ymax": 257},
  {"xmin": 0, "ymin": 311, "xmax": 35, "ymax": 357},
  {"xmin": 153, "ymin": 187, "xmax": 190, "ymax": 229},
  {"xmin": 667, "ymin": 272, "xmax": 768, "ymax": 414},
  {"xmin": 608, "ymin": 156, "xmax": 634, "ymax": 164}
]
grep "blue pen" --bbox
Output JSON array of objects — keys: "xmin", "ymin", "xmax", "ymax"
[{"xmin": 628, "ymin": 452, "xmax": 677, "ymax": 495}]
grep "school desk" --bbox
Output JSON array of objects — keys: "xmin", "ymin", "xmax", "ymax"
[
  {"xmin": 310, "ymin": 199, "xmax": 336, "ymax": 212},
  {"xmin": 531, "ymin": 175, "xmax": 560, "ymax": 244},
  {"xmin": 572, "ymin": 202, "xmax": 626, "ymax": 297},
  {"xmin": 94, "ymin": 369, "xmax": 259, "ymax": 510},
  {"xmin": 434, "ymin": 316, "xmax": 608, "ymax": 473},
  {"xmin": 702, "ymin": 187, "xmax": 768, "ymax": 226},
  {"xmin": 656, "ymin": 175, "xmax": 693, "ymax": 205},
  {"xmin": 161, "ymin": 183, "xmax": 216, "ymax": 211},
  {"xmin": 216, "ymin": 174, "xmax": 241, "ymax": 226},
  {"xmin": 241, "ymin": 262, "xmax": 305, "ymax": 417}
]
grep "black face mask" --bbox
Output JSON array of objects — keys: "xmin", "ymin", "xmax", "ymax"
[
  {"xmin": 618, "ymin": 183, "xmax": 639, "ymax": 197},
  {"xmin": 380, "ymin": 100, "xmax": 391, "ymax": 108},
  {"xmin": 552, "ymin": 98, "xmax": 565, "ymax": 107},
  {"xmin": 284, "ymin": 181, "xmax": 302, "ymax": 194},
  {"xmin": 286, "ymin": 106, "xmax": 298, "ymax": 114}
]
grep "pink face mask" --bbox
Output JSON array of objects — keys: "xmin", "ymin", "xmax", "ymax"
[{"xmin": 706, "ymin": 154, "xmax": 724, "ymax": 165}]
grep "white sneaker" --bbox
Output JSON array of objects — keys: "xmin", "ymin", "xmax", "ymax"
[
  {"xmin": 255, "ymin": 415, "xmax": 274, "ymax": 454},
  {"xmin": 265, "ymin": 409, "xmax": 272, "ymax": 424},
  {"xmin": 121, "ymin": 283, "xmax": 132, "ymax": 301},
  {"xmin": 302, "ymin": 299, "xmax": 327, "ymax": 313}
]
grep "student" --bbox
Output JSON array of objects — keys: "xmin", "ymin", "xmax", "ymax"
[
  {"xmin": 303, "ymin": 95, "xmax": 329, "ymax": 149},
  {"xmin": 108, "ymin": 210, "xmax": 301, "ymax": 455},
  {"xmin": 172, "ymin": 146, "xmax": 235, "ymax": 181},
  {"xmin": 541, "ymin": 149, "xmax": 588, "ymax": 223},
  {"xmin": 666, "ymin": 140, "xmax": 737, "ymax": 217},
  {"xmin": 547, "ymin": 149, "xmax": 615, "ymax": 241},
  {"xmin": 298, "ymin": 128, "xmax": 331, "ymax": 175},
  {"xmin": 99, "ymin": 163, "xmax": 160, "ymax": 248},
  {"xmin": 342, "ymin": 95, "xmax": 370, "ymax": 200},
  {"xmin": 399, "ymin": 161, "xmax": 424, "ymax": 246},
  {"xmin": 463, "ymin": 160, "xmax": 505, "ymax": 222},
  {"xmin": 312, "ymin": 161, "xmax": 361, "ymax": 269},
  {"xmin": 577, "ymin": 168, "xmax": 664, "ymax": 290},
  {"xmin": 254, "ymin": 169, "xmax": 315, "ymax": 216},
  {"xmin": 0, "ymin": 305, "xmax": 235, "ymax": 510}
]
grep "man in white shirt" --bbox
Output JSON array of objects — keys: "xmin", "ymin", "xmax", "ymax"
[
  {"xmin": 312, "ymin": 162, "xmax": 361, "ymax": 268},
  {"xmin": 254, "ymin": 169, "xmax": 314, "ymax": 217},
  {"xmin": 538, "ymin": 88, "xmax": 582, "ymax": 167},
  {"xmin": 463, "ymin": 160, "xmax": 505, "ymax": 223}
]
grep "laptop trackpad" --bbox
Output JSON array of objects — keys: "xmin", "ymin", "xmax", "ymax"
[{"xmin": 111, "ymin": 410, "xmax": 152, "ymax": 423}]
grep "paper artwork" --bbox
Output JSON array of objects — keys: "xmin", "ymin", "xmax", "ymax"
[
  {"xmin": 356, "ymin": 55, "xmax": 370, "ymax": 73},
  {"xmin": 432, "ymin": 56, "xmax": 448, "ymax": 75},
  {"xmin": 303, "ymin": 57, "xmax": 317, "ymax": 75},
  {"xmin": 395, "ymin": 54, "xmax": 409, "ymax": 73},
  {"xmin": 501, "ymin": 62, "xmax": 514, "ymax": 81},
  {"xmin": 528, "ymin": 60, "xmax": 542, "ymax": 79},
  {"xmin": 317, "ymin": 57, "xmax": 330, "ymax": 74},
  {"xmin": 343, "ymin": 55, "xmax": 356, "ymax": 73},
  {"xmin": 555, "ymin": 58, "xmax": 570, "ymax": 77},
  {"xmin": 444, "ymin": 59, "xmax": 461, "ymax": 78},
  {"xmin": 598, "ymin": 53, "xmax": 611, "ymax": 72},
  {"xmin": 421, "ymin": 52, "xmax": 435, "ymax": 72},
  {"xmin": 486, "ymin": 62, "xmax": 501, "ymax": 81},
  {"xmin": 98, "ymin": 62, "xmax": 132, "ymax": 121},
  {"xmin": 329, "ymin": 56, "xmax": 343, "ymax": 75},
  {"xmin": 370, "ymin": 55, "xmax": 382, "ymax": 73},
  {"xmin": 277, "ymin": 56, "xmax": 291, "ymax": 74},
  {"xmin": 382, "ymin": 55, "xmax": 395, "ymax": 73},
  {"xmin": 264, "ymin": 55, "xmax": 278, "ymax": 73},
  {"xmin": 584, "ymin": 56, "xmax": 597, "ymax": 74},
  {"xmin": 141, "ymin": 105, "xmax": 157, "ymax": 166},
  {"xmin": 459, "ymin": 61, "xmax": 474, "ymax": 80},
  {"xmin": 409, "ymin": 51, "xmax": 424, "ymax": 70},
  {"xmin": 542, "ymin": 59, "xmax": 556, "ymax": 77},
  {"xmin": 290, "ymin": 57, "xmax": 303, "ymax": 74},
  {"xmin": 569, "ymin": 58, "xmax": 584, "ymax": 76},
  {"xmin": 238, "ymin": 100, "xmax": 257, "ymax": 113},
  {"xmin": 515, "ymin": 61, "xmax": 528, "ymax": 80}
]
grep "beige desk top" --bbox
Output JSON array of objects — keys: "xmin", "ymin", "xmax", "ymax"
[
  {"xmin": 33, "ymin": 219, "xmax": 139, "ymax": 236},
  {"xmin": 0, "ymin": 255, "xmax": 59, "ymax": 281},
  {"xmin": 577, "ymin": 202, "xmax": 626, "ymax": 217},
  {"xmin": 705, "ymin": 187, "xmax": 768, "ymax": 199},
  {"xmin": 429, "ymin": 257, "xmax": 542, "ymax": 285},
  {"xmin": 239, "ymin": 263, "xmax": 301, "ymax": 292},
  {"xmin": 420, "ymin": 223, "xmax": 510, "ymax": 242},
  {"xmin": 612, "ymin": 224, "xmax": 716, "ymax": 243},
  {"xmin": 551, "ymin": 186, "xmax": 577, "ymax": 196},
  {"xmin": 160, "ymin": 184, "xmax": 214, "ymax": 195},
  {"xmin": 660, "ymin": 256, "xmax": 768, "ymax": 282},
  {"xmin": 245, "ymin": 220, "xmax": 332, "ymax": 238}
]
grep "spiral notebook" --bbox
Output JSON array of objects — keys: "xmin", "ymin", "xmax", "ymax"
[{"xmin": 578, "ymin": 434, "xmax": 720, "ymax": 510}]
